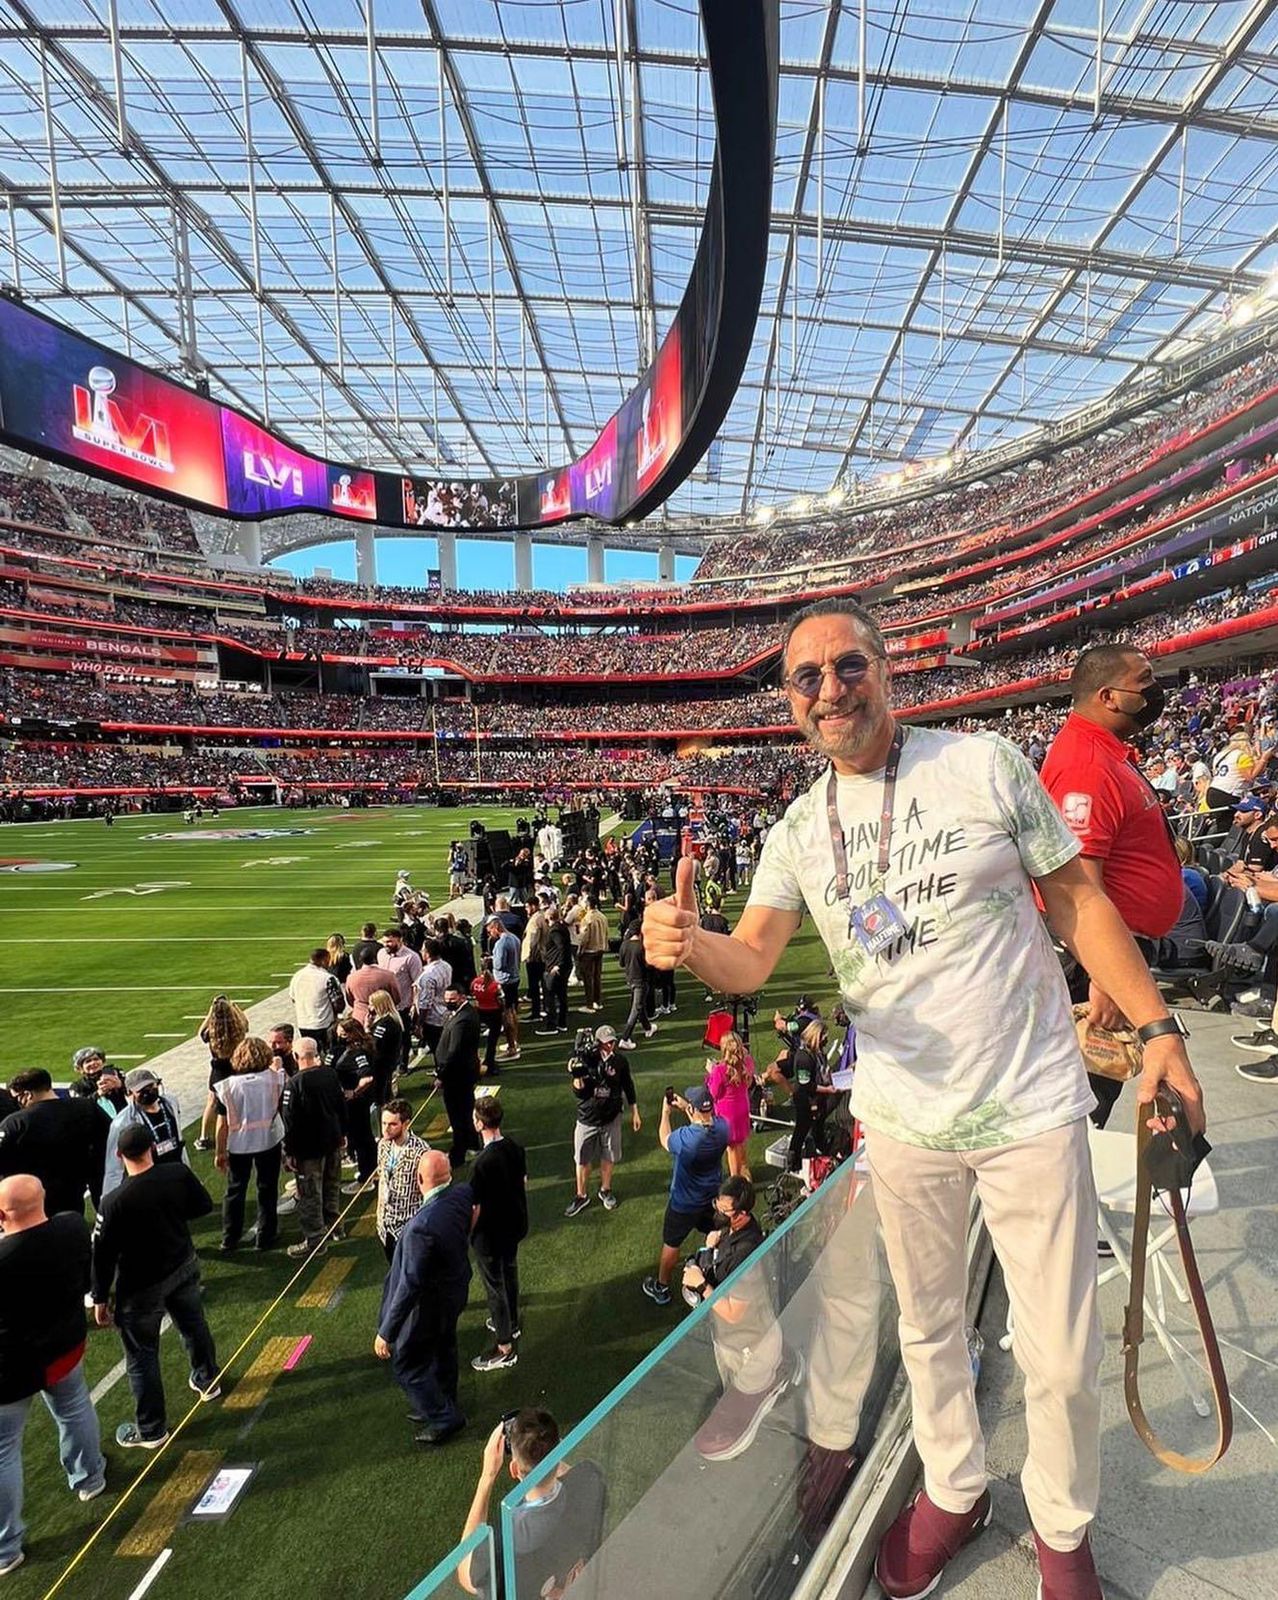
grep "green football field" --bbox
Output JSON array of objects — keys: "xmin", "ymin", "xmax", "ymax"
[{"xmin": 0, "ymin": 805, "xmax": 838, "ymax": 1600}]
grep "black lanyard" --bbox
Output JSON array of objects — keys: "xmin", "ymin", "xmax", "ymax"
[{"xmin": 826, "ymin": 725, "xmax": 904, "ymax": 902}]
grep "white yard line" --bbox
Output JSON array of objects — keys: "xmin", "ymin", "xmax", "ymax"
[
  {"xmin": 126, "ymin": 1548, "xmax": 174, "ymax": 1600},
  {"xmin": 0, "ymin": 985, "xmax": 279, "ymax": 993}
]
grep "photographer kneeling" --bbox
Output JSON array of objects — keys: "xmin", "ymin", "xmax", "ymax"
[
  {"xmin": 642, "ymin": 1084, "xmax": 729, "ymax": 1307},
  {"xmin": 564, "ymin": 1026, "xmax": 640, "ymax": 1218}
]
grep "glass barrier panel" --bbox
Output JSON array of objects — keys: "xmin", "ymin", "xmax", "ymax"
[
  {"xmin": 499, "ymin": 1153, "xmax": 901, "ymax": 1600},
  {"xmin": 401, "ymin": 1523, "xmax": 494, "ymax": 1600}
]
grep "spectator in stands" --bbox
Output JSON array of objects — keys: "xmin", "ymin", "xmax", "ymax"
[
  {"xmin": 1221, "ymin": 797, "xmax": 1274, "ymax": 869},
  {"xmin": 1040, "ymin": 644, "xmax": 1185, "ymax": 1129},
  {"xmin": 1205, "ymin": 728, "xmax": 1258, "ymax": 835},
  {"xmin": 0, "ymin": 1174, "xmax": 105, "ymax": 1575}
]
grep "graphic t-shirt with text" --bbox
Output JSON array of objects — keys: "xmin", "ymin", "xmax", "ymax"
[{"xmin": 747, "ymin": 727, "xmax": 1093, "ymax": 1150}]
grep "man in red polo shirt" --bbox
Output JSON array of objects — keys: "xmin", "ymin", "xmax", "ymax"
[{"xmin": 1041, "ymin": 643, "xmax": 1184, "ymax": 1127}]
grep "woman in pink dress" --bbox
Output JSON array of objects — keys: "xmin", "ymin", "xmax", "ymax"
[{"xmin": 705, "ymin": 1031, "xmax": 755, "ymax": 1179}]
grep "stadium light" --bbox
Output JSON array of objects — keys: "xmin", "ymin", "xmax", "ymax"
[{"xmin": 791, "ymin": 496, "xmax": 812, "ymax": 516}]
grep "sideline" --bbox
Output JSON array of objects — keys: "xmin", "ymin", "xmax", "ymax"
[{"xmin": 42, "ymin": 1087, "xmax": 438, "ymax": 1600}]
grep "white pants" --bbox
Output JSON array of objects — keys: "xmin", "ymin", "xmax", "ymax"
[{"xmin": 866, "ymin": 1117, "xmax": 1102, "ymax": 1552}]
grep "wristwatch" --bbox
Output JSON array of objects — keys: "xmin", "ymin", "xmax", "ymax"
[{"xmin": 1136, "ymin": 1015, "xmax": 1189, "ymax": 1046}]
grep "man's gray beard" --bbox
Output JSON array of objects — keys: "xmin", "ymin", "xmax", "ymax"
[{"xmin": 799, "ymin": 713, "xmax": 877, "ymax": 761}]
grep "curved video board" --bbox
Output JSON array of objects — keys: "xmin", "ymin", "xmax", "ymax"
[{"xmin": 0, "ymin": 0, "xmax": 776, "ymax": 532}]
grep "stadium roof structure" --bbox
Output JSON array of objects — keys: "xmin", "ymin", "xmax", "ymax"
[{"xmin": 3, "ymin": 0, "xmax": 1278, "ymax": 525}]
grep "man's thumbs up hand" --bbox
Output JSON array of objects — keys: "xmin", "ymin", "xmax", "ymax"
[{"xmin": 643, "ymin": 855, "xmax": 698, "ymax": 971}]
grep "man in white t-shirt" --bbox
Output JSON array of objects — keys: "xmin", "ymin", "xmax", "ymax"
[{"xmin": 643, "ymin": 598, "xmax": 1205, "ymax": 1600}]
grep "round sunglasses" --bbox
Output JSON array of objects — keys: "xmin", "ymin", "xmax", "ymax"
[{"xmin": 783, "ymin": 650, "xmax": 881, "ymax": 699}]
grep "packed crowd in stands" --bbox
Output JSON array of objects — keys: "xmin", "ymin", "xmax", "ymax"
[
  {"xmin": 4, "ymin": 569, "xmax": 1276, "ymax": 745},
  {"xmin": 0, "ymin": 468, "xmax": 201, "ymax": 556},
  {"xmin": 694, "ymin": 348, "xmax": 1278, "ymax": 583}
]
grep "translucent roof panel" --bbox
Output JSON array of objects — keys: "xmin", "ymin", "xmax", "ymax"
[{"xmin": 0, "ymin": 0, "xmax": 1272, "ymax": 522}]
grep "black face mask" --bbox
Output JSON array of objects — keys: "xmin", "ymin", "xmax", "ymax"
[
  {"xmin": 137, "ymin": 1085, "xmax": 161, "ymax": 1108},
  {"xmin": 1113, "ymin": 681, "xmax": 1165, "ymax": 729}
]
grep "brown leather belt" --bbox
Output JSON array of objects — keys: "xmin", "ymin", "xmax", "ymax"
[{"xmin": 1122, "ymin": 1094, "xmax": 1232, "ymax": 1473}]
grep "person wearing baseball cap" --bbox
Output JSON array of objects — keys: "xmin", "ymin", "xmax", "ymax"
[
  {"xmin": 101, "ymin": 1068, "xmax": 186, "ymax": 1201},
  {"xmin": 642, "ymin": 1082, "xmax": 730, "ymax": 1307},
  {"xmin": 90, "ymin": 1123, "xmax": 219, "ymax": 1450},
  {"xmin": 563, "ymin": 1026, "xmax": 639, "ymax": 1219}
]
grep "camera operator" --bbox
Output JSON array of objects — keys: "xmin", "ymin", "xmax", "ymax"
[
  {"xmin": 642, "ymin": 1084, "xmax": 729, "ymax": 1307},
  {"xmin": 564, "ymin": 1026, "xmax": 640, "ymax": 1218},
  {"xmin": 457, "ymin": 1408, "xmax": 606, "ymax": 1599}
]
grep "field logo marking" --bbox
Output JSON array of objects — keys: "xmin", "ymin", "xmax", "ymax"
[
  {"xmin": 141, "ymin": 828, "xmax": 315, "ymax": 842},
  {"xmin": 81, "ymin": 880, "xmax": 191, "ymax": 901},
  {"xmin": 241, "ymin": 855, "xmax": 309, "ymax": 868},
  {"xmin": 0, "ymin": 858, "xmax": 78, "ymax": 873}
]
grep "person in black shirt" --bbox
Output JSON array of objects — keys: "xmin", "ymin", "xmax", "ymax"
[
  {"xmin": 0, "ymin": 1175, "xmax": 106, "ymax": 1574},
  {"xmin": 91, "ymin": 1124, "xmax": 219, "ymax": 1450},
  {"xmin": 565, "ymin": 1026, "xmax": 640, "ymax": 1218},
  {"xmin": 441, "ymin": 916, "xmax": 477, "ymax": 988},
  {"xmin": 281, "ymin": 1037, "xmax": 346, "ymax": 1260},
  {"xmin": 537, "ymin": 908, "xmax": 572, "ymax": 1035},
  {"xmin": 0, "ymin": 1069, "xmax": 109, "ymax": 1216},
  {"xmin": 367, "ymin": 991, "xmax": 404, "ymax": 1105},
  {"xmin": 352, "ymin": 921, "xmax": 382, "ymax": 970},
  {"xmin": 332, "ymin": 1018, "xmax": 379, "ymax": 1189},
  {"xmin": 268, "ymin": 1024, "xmax": 299, "ymax": 1079},
  {"xmin": 469, "ymin": 1099, "xmax": 528, "ymax": 1372},
  {"xmin": 435, "ymin": 987, "xmax": 483, "ymax": 1169}
]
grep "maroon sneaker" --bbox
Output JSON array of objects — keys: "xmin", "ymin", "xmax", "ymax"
[
  {"xmin": 1033, "ymin": 1532, "xmax": 1103, "ymax": 1600},
  {"xmin": 875, "ymin": 1489, "xmax": 993, "ymax": 1600}
]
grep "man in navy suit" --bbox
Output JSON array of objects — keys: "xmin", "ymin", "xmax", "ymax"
[{"xmin": 374, "ymin": 1147, "xmax": 474, "ymax": 1445}]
